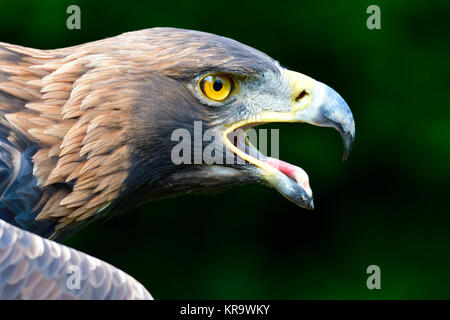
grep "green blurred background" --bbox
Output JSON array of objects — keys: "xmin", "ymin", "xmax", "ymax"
[{"xmin": 1, "ymin": 0, "xmax": 449, "ymax": 299}]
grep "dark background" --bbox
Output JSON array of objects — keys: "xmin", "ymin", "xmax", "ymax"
[{"xmin": 0, "ymin": 0, "xmax": 449, "ymax": 299}]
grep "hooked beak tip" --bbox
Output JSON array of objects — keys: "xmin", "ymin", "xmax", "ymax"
[
  {"xmin": 307, "ymin": 198, "xmax": 315, "ymax": 210},
  {"xmin": 342, "ymin": 131, "xmax": 355, "ymax": 161}
]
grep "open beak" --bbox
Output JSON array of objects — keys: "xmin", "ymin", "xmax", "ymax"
[{"xmin": 223, "ymin": 70, "xmax": 355, "ymax": 209}]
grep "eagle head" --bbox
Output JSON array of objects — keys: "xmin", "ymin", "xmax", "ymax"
[{"xmin": 121, "ymin": 27, "xmax": 355, "ymax": 210}]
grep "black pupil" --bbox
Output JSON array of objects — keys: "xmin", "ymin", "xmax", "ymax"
[{"xmin": 213, "ymin": 80, "xmax": 223, "ymax": 91}]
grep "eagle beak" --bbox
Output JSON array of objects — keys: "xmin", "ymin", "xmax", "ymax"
[
  {"xmin": 285, "ymin": 70, "xmax": 355, "ymax": 161},
  {"xmin": 223, "ymin": 70, "xmax": 355, "ymax": 209}
]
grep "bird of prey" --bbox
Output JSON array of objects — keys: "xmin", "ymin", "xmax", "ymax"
[{"xmin": 0, "ymin": 27, "xmax": 355, "ymax": 299}]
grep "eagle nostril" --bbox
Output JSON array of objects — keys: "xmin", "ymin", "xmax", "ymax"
[{"xmin": 295, "ymin": 90, "xmax": 309, "ymax": 102}]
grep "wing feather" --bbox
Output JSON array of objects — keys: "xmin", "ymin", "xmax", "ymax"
[{"xmin": 0, "ymin": 219, "xmax": 152, "ymax": 299}]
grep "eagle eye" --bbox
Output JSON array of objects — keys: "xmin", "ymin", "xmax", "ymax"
[{"xmin": 199, "ymin": 74, "xmax": 234, "ymax": 102}]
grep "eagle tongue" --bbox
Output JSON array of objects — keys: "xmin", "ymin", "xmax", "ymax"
[{"xmin": 265, "ymin": 157, "xmax": 312, "ymax": 197}]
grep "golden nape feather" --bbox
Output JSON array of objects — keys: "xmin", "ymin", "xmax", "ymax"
[{"xmin": 0, "ymin": 37, "xmax": 134, "ymax": 235}]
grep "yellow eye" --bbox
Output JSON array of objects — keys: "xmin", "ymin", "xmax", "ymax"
[{"xmin": 199, "ymin": 74, "xmax": 234, "ymax": 102}]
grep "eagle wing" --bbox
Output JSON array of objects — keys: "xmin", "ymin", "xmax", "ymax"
[{"xmin": 0, "ymin": 219, "xmax": 152, "ymax": 299}]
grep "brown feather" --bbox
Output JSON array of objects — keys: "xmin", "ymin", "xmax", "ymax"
[{"xmin": 0, "ymin": 37, "xmax": 132, "ymax": 233}]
